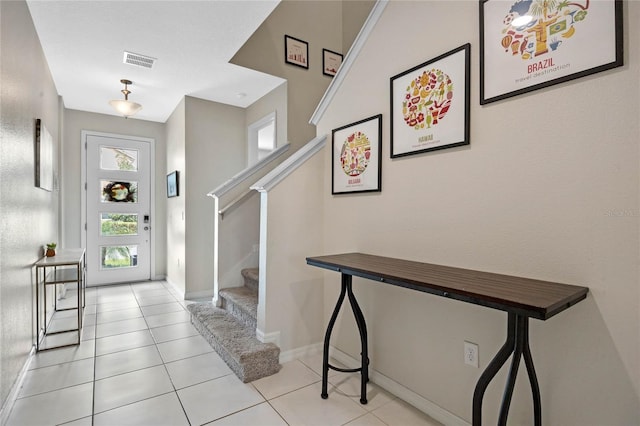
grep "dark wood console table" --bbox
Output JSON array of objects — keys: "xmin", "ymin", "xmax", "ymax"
[{"xmin": 306, "ymin": 252, "xmax": 588, "ymax": 426}]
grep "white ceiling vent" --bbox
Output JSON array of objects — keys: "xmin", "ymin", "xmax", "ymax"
[{"xmin": 123, "ymin": 51, "xmax": 156, "ymax": 69}]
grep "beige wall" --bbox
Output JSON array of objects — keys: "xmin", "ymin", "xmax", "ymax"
[
  {"xmin": 246, "ymin": 82, "xmax": 288, "ymax": 155},
  {"xmin": 0, "ymin": 0, "xmax": 60, "ymax": 407},
  {"xmin": 230, "ymin": 0, "xmax": 342, "ymax": 150},
  {"xmin": 315, "ymin": 1, "xmax": 640, "ymax": 424},
  {"xmin": 183, "ymin": 96, "xmax": 246, "ymax": 297},
  {"xmin": 61, "ymin": 109, "xmax": 167, "ymax": 280},
  {"xmin": 165, "ymin": 99, "xmax": 186, "ymax": 293},
  {"xmin": 341, "ymin": 1, "xmax": 375, "ymax": 54},
  {"xmin": 166, "ymin": 86, "xmax": 289, "ymax": 298},
  {"xmin": 218, "ymin": 193, "xmax": 260, "ymax": 289}
]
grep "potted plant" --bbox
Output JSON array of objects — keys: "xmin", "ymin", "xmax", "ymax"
[{"xmin": 46, "ymin": 243, "xmax": 57, "ymax": 257}]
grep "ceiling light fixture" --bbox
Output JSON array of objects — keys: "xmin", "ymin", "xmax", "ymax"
[{"xmin": 109, "ymin": 79, "xmax": 142, "ymax": 118}]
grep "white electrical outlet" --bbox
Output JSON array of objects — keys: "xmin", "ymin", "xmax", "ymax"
[{"xmin": 464, "ymin": 341, "xmax": 479, "ymax": 368}]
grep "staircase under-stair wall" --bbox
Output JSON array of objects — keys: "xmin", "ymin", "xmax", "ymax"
[
  {"xmin": 188, "ymin": 135, "xmax": 328, "ymax": 383},
  {"xmin": 187, "ymin": 136, "xmax": 326, "ymax": 382},
  {"xmin": 188, "ymin": 142, "xmax": 292, "ymax": 383},
  {"xmin": 187, "ymin": 268, "xmax": 281, "ymax": 382}
]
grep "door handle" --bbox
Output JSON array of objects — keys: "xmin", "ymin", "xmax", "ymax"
[{"xmin": 144, "ymin": 226, "xmax": 150, "ymax": 231}]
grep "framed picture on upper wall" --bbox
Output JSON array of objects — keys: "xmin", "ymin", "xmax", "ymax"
[
  {"xmin": 166, "ymin": 170, "xmax": 179, "ymax": 198},
  {"xmin": 480, "ymin": 0, "xmax": 623, "ymax": 104},
  {"xmin": 323, "ymin": 49, "xmax": 343, "ymax": 77},
  {"xmin": 332, "ymin": 114, "xmax": 382, "ymax": 195},
  {"xmin": 285, "ymin": 35, "xmax": 309, "ymax": 69},
  {"xmin": 390, "ymin": 43, "xmax": 470, "ymax": 158}
]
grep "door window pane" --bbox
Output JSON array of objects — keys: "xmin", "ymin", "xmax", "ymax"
[
  {"xmin": 100, "ymin": 245, "xmax": 138, "ymax": 269},
  {"xmin": 101, "ymin": 180, "xmax": 138, "ymax": 203},
  {"xmin": 101, "ymin": 213, "xmax": 138, "ymax": 236},
  {"xmin": 100, "ymin": 146, "xmax": 138, "ymax": 171}
]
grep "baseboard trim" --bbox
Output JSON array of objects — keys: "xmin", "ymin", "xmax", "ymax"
[
  {"xmin": 0, "ymin": 345, "xmax": 36, "ymax": 425},
  {"xmin": 279, "ymin": 342, "xmax": 323, "ymax": 364},
  {"xmin": 330, "ymin": 346, "xmax": 470, "ymax": 426},
  {"xmin": 256, "ymin": 329, "xmax": 280, "ymax": 346},
  {"xmin": 184, "ymin": 289, "xmax": 214, "ymax": 300},
  {"xmin": 164, "ymin": 277, "xmax": 185, "ymax": 300}
]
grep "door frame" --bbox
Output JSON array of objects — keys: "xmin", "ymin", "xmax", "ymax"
[{"xmin": 81, "ymin": 130, "xmax": 156, "ymax": 286}]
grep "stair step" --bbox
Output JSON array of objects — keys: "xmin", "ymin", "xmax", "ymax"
[
  {"xmin": 187, "ymin": 302, "xmax": 280, "ymax": 383},
  {"xmin": 219, "ymin": 286, "xmax": 257, "ymax": 330},
  {"xmin": 241, "ymin": 268, "xmax": 259, "ymax": 292}
]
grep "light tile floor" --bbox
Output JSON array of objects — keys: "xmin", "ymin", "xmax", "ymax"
[{"xmin": 6, "ymin": 281, "xmax": 442, "ymax": 426}]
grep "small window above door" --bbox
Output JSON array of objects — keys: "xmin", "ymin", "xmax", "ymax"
[{"xmin": 248, "ymin": 112, "xmax": 276, "ymax": 166}]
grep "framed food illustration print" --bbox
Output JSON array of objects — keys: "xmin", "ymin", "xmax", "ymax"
[
  {"xmin": 332, "ymin": 114, "xmax": 382, "ymax": 195},
  {"xmin": 390, "ymin": 44, "xmax": 470, "ymax": 158},
  {"xmin": 323, "ymin": 49, "xmax": 343, "ymax": 77},
  {"xmin": 480, "ymin": 0, "xmax": 623, "ymax": 104}
]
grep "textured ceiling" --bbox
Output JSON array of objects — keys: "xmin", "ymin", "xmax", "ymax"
[{"xmin": 26, "ymin": 0, "xmax": 285, "ymax": 123}]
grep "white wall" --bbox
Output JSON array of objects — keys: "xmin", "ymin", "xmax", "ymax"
[
  {"xmin": 316, "ymin": 1, "xmax": 639, "ymax": 424},
  {"xmin": 261, "ymin": 153, "xmax": 326, "ymax": 351},
  {"xmin": 165, "ymin": 99, "xmax": 186, "ymax": 293},
  {"xmin": 0, "ymin": 0, "xmax": 60, "ymax": 408},
  {"xmin": 62, "ymin": 109, "xmax": 167, "ymax": 280}
]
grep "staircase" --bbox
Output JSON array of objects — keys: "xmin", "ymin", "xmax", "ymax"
[{"xmin": 187, "ymin": 268, "xmax": 281, "ymax": 382}]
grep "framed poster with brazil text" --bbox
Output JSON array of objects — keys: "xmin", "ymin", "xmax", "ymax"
[
  {"xmin": 480, "ymin": 0, "xmax": 623, "ymax": 104},
  {"xmin": 390, "ymin": 44, "xmax": 470, "ymax": 158},
  {"xmin": 332, "ymin": 114, "xmax": 382, "ymax": 195}
]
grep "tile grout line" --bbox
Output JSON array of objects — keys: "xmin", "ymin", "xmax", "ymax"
[
  {"xmin": 92, "ymin": 283, "xmax": 134, "ymax": 423},
  {"xmin": 137, "ymin": 284, "xmax": 193, "ymax": 425},
  {"xmin": 90, "ymin": 288, "xmax": 99, "ymax": 426}
]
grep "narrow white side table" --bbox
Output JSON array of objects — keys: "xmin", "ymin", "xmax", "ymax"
[{"xmin": 34, "ymin": 249, "xmax": 86, "ymax": 351}]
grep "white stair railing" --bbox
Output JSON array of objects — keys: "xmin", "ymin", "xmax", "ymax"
[
  {"xmin": 250, "ymin": 136, "xmax": 326, "ymax": 192},
  {"xmin": 249, "ymin": 134, "xmax": 327, "ymax": 344},
  {"xmin": 207, "ymin": 143, "xmax": 290, "ymax": 305}
]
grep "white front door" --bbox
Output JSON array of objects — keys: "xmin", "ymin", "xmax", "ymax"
[{"xmin": 84, "ymin": 132, "xmax": 152, "ymax": 285}]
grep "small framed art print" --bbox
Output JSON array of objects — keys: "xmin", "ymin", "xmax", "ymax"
[
  {"xmin": 285, "ymin": 35, "xmax": 309, "ymax": 69},
  {"xmin": 166, "ymin": 170, "xmax": 179, "ymax": 198},
  {"xmin": 323, "ymin": 49, "xmax": 343, "ymax": 77}
]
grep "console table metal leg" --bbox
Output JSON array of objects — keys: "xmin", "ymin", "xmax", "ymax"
[
  {"xmin": 321, "ymin": 273, "xmax": 369, "ymax": 404},
  {"xmin": 473, "ymin": 314, "xmax": 516, "ymax": 425},
  {"xmin": 77, "ymin": 263, "xmax": 82, "ymax": 345},
  {"xmin": 36, "ymin": 267, "xmax": 41, "ymax": 351},
  {"xmin": 472, "ymin": 313, "xmax": 542, "ymax": 426},
  {"xmin": 497, "ymin": 316, "xmax": 525, "ymax": 425},
  {"xmin": 346, "ymin": 277, "xmax": 369, "ymax": 404},
  {"xmin": 522, "ymin": 317, "xmax": 542, "ymax": 426},
  {"xmin": 321, "ymin": 276, "xmax": 347, "ymax": 400}
]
